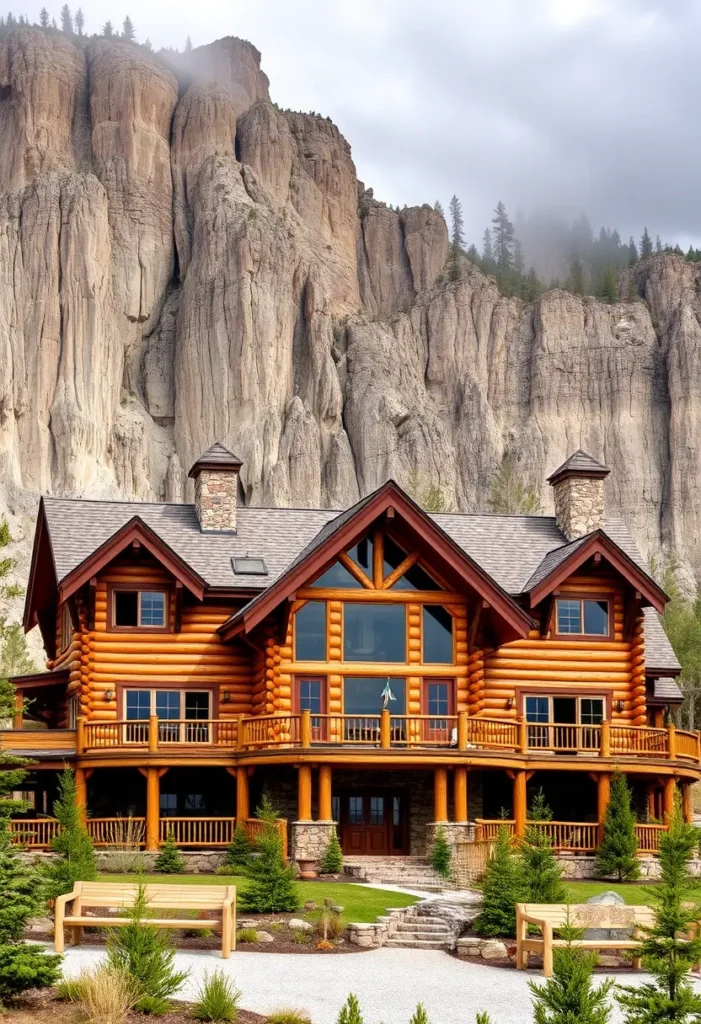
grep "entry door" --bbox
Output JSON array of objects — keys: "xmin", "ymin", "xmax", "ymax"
[{"xmin": 340, "ymin": 791, "xmax": 408, "ymax": 855}]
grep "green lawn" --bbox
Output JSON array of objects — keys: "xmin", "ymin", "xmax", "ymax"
[
  {"xmin": 99, "ymin": 873, "xmax": 418, "ymax": 924},
  {"xmin": 566, "ymin": 880, "xmax": 701, "ymax": 905}
]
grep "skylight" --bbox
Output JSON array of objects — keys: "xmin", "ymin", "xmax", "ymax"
[{"xmin": 232, "ymin": 556, "xmax": 268, "ymax": 576}]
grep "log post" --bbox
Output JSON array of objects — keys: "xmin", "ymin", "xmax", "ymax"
[
  {"xmin": 319, "ymin": 765, "xmax": 333, "ymax": 821},
  {"xmin": 457, "ymin": 711, "xmax": 468, "ymax": 750},
  {"xmin": 76, "ymin": 716, "xmax": 86, "ymax": 755},
  {"xmin": 13, "ymin": 691, "xmax": 23, "ymax": 730},
  {"xmin": 298, "ymin": 765, "xmax": 313, "ymax": 820},
  {"xmin": 600, "ymin": 720, "xmax": 611, "ymax": 757},
  {"xmin": 236, "ymin": 714, "xmax": 245, "ymax": 751},
  {"xmin": 663, "ymin": 777, "xmax": 676, "ymax": 822},
  {"xmin": 513, "ymin": 770, "xmax": 527, "ymax": 837},
  {"xmin": 682, "ymin": 782, "xmax": 693, "ymax": 824},
  {"xmin": 145, "ymin": 767, "xmax": 160, "ymax": 851},
  {"xmin": 454, "ymin": 766, "xmax": 468, "ymax": 823},
  {"xmin": 596, "ymin": 772, "xmax": 611, "ymax": 844},
  {"xmin": 75, "ymin": 766, "xmax": 87, "ymax": 826},
  {"xmin": 380, "ymin": 709, "xmax": 391, "ymax": 749},
  {"xmin": 647, "ymin": 783, "xmax": 657, "ymax": 821},
  {"xmin": 236, "ymin": 768, "xmax": 249, "ymax": 823},
  {"xmin": 667, "ymin": 723, "xmax": 677, "ymax": 760},
  {"xmin": 518, "ymin": 718, "xmax": 528, "ymax": 753},
  {"xmin": 148, "ymin": 715, "xmax": 159, "ymax": 754},
  {"xmin": 433, "ymin": 767, "xmax": 449, "ymax": 823},
  {"xmin": 300, "ymin": 710, "xmax": 312, "ymax": 749}
]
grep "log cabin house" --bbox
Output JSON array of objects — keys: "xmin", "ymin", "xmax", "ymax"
[{"xmin": 2, "ymin": 444, "xmax": 698, "ymax": 867}]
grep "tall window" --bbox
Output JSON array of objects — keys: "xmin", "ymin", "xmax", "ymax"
[
  {"xmin": 343, "ymin": 677, "xmax": 407, "ymax": 716},
  {"xmin": 295, "ymin": 602, "xmax": 326, "ymax": 661},
  {"xmin": 113, "ymin": 590, "xmax": 167, "ymax": 629},
  {"xmin": 343, "ymin": 603, "xmax": 406, "ymax": 661},
  {"xmin": 555, "ymin": 598, "xmax": 609, "ymax": 636},
  {"xmin": 423, "ymin": 605, "xmax": 453, "ymax": 663}
]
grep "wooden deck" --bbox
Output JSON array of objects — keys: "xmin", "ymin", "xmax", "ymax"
[{"xmin": 473, "ymin": 818, "xmax": 669, "ymax": 853}]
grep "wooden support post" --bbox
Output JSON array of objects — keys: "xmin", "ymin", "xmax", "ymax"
[
  {"xmin": 433, "ymin": 767, "xmax": 449, "ymax": 823},
  {"xmin": 380, "ymin": 709, "xmax": 391, "ymax": 749},
  {"xmin": 300, "ymin": 710, "xmax": 312, "ymax": 749},
  {"xmin": 596, "ymin": 772, "xmax": 611, "ymax": 843},
  {"xmin": 145, "ymin": 767, "xmax": 160, "ymax": 851},
  {"xmin": 682, "ymin": 782, "xmax": 693, "ymax": 824},
  {"xmin": 454, "ymin": 766, "xmax": 468, "ymax": 823},
  {"xmin": 600, "ymin": 720, "xmax": 611, "ymax": 757},
  {"xmin": 76, "ymin": 716, "xmax": 86, "ymax": 755},
  {"xmin": 456, "ymin": 712, "xmax": 466, "ymax": 753},
  {"xmin": 298, "ymin": 765, "xmax": 313, "ymax": 821},
  {"xmin": 75, "ymin": 766, "xmax": 87, "ymax": 826},
  {"xmin": 236, "ymin": 768, "xmax": 249, "ymax": 823},
  {"xmin": 667, "ymin": 723, "xmax": 677, "ymax": 760},
  {"xmin": 13, "ymin": 691, "xmax": 23, "ymax": 730},
  {"xmin": 663, "ymin": 777, "xmax": 676, "ymax": 822},
  {"xmin": 518, "ymin": 718, "xmax": 528, "ymax": 754},
  {"xmin": 236, "ymin": 714, "xmax": 245, "ymax": 751},
  {"xmin": 148, "ymin": 715, "xmax": 159, "ymax": 754},
  {"xmin": 319, "ymin": 766, "xmax": 333, "ymax": 821},
  {"xmin": 647, "ymin": 783, "xmax": 657, "ymax": 821},
  {"xmin": 513, "ymin": 770, "xmax": 527, "ymax": 837}
]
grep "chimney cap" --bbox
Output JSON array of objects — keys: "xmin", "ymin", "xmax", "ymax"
[
  {"xmin": 188, "ymin": 442, "xmax": 243, "ymax": 479},
  {"xmin": 547, "ymin": 449, "xmax": 610, "ymax": 487}
]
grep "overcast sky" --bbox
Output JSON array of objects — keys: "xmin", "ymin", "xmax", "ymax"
[{"xmin": 11, "ymin": 0, "xmax": 701, "ymax": 247}]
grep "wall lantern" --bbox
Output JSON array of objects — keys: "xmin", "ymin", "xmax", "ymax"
[
  {"xmin": 222, "ymin": 690, "xmax": 231, "ymax": 704},
  {"xmin": 506, "ymin": 696, "xmax": 515, "ymax": 710},
  {"xmin": 615, "ymin": 700, "xmax": 625, "ymax": 713},
  {"xmin": 105, "ymin": 689, "xmax": 115, "ymax": 703}
]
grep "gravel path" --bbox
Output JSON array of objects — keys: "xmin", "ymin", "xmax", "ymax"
[{"xmin": 59, "ymin": 945, "xmax": 698, "ymax": 1024}]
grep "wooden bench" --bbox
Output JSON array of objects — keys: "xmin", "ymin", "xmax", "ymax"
[
  {"xmin": 516, "ymin": 902, "xmax": 656, "ymax": 976},
  {"xmin": 54, "ymin": 881, "xmax": 237, "ymax": 958}
]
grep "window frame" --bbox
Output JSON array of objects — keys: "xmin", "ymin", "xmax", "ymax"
[
  {"xmin": 552, "ymin": 594, "xmax": 612, "ymax": 640},
  {"xmin": 421, "ymin": 604, "xmax": 455, "ymax": 664},
  {"xmin": 294, "ymin": 601, "xmax": 328, "ymax": 662},
  {"xmin": 520, "ymin": 691, "xmax": 609, "ymax": 724},
  {"xmin": 122, "ymin": 686, "xmax": 213, "ymax": 720},
  {"xmin": 108, "ymin": 584, "xmax": 171, "ymax": 633},
  {"xmin": 342, "ymin": 601, "xmax": 408, "ymax": 663},
  {"xmin": 294, "ymin": 675, "xmax": 328, "ymax": 715},
  {"xmin": 421, "ymin": 677, "xmax": 456, "ymax": 717}
]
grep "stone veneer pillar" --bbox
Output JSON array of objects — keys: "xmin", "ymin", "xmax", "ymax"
[
  {"xmin": 291, "ymin": 821, "xmax": 337, "ymax": 867},
  {"xmin": 552, "ymin": 475, "xmax": 606, "ymax": 541},
  {"xmin": 194, "ymin": 469, "xmax": 238, "ymax": 532}
]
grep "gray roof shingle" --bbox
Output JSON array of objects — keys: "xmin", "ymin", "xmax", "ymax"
[
  {"xmin": 652, "ymin": 676, "xmax": 683, "ymax": 702},
  {"xmin": 547, "ymin": 449, "xmax": 610, "ymax": 483}
]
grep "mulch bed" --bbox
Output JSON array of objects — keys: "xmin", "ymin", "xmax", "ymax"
[{"xmin": 4, "ymin": 990, "xmax": 269, "ymax": 1024}]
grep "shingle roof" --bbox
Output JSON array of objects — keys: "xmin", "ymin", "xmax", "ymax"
[
  {"xmin": 522, "ymin": 534, "xmax": 592, "ymax": 592},
  {"xmin": 652, "ymin": 676, "xmax": 683, "ymax": 702},
  {"xmin": 188, "ymin": 442, "xmax": 243, "ymax": 478},
  {"xmin": 547, "ymin": 449, "xmax": 610, "ymax": 484},
  {"xmin": 40, "ymin": 494, "xmax": 681, "ymax": 672}
]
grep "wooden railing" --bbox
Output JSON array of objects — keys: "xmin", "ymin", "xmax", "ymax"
[
  {"xmin": 474, "ymin": 819, "xmax": 516, "ymax": 841},
  {"xmin": 160, "ymin": 817, "xmax": 235, "ymax": 847},
  {"xmin": 238, "ymin": 714, "xmax": 301, "ymax": 748},
  {"xmin": 0, "ymin": 729, "xmax": 76, "ymax": 752},
  {"xmin": 245, "ymin": 816, "xmax": 288, "ymax": 854},
  {"xmin": 81, "ymin": 717, "xmax": 240, "ymax": 752},
  {"xmin": 635, "ymin": 823, "xmax": 668, "ymax": 853},
  {"xmin": 8, "ymin": 817, "xmax": 62, "ymax": 848},
  {"xmin": 87, "ymin": 817, "xmax": 146, "ymax": 847},
  {"xmin": 526, "ymin": 723, "xmax": 601, "ymax": 753},
  {"xmin": 466, "ymin": 717, "xmax": 519, "ymax": 749},
  {"xmin": 474, "ymin": 819, "xmax": 671, "ymax": 854},
  {"xmin": 610, "ymin": 725, "xmax": 669, "ymax": 756}
]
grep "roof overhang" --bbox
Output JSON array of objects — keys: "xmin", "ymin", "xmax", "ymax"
[
  {"xmin": 219, "ymin": 481, "xmax": 535, "ymax": 644},
  {"xmin": 56, "ymin": 515, "xmax": 207, "ymax": 605},
  {"xmin": 527, "ymin": 530, "xmax": 668, "ymax": 612},
  {"xmin": 9, "ymin": 669, "xmax": 70, "ymax": 691}
]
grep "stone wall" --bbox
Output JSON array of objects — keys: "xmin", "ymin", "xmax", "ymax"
[
  {"xmin": 19, "ymin": 849, "xmax": 229, "ymax": 872},
  {"xmin": 290, "ymin": 821, "xmax": 336, "ymax": 864},
  {"xmin": 552, "ymin": 475, "xmax": 606, "ymax": 541},
  {"xmin": 194, "ymin": 468, "xmax": 238, "ymax": 531}
]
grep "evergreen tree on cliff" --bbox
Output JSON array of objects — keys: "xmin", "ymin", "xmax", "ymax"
[
  {"xmin": 448, "ymin": 195, "xmax": 465, "ymax": 281},
  {"xmin": 628, "ymin": 236, "xmax": 639, "ymax": 266},
  {"xmin": 122, "ymin": 16, "xmax": 135, "ymax": 41},
  {"xmin": 60, "ymin": 4, "xmax": 72, "ymax": 33},
  {"xmin": 491, "ymin": 201, "xmax": 515, "ymax": 274},
  {"xmin": 74, "ymin": 7, "xmax": 84, "ymax": 35},
  {"xmin": 640, "ymin": 227, "xmax": 653, "ymax": 259},
  {"xmin": 39, "ymin": 7, "xmax": 49, "ymax": 27},
  {"xmin": 481, "ymin": 227, "xmax": 494, "ymax": 264},
  {"xmin": 434, "ymin": 200, "xmax": 445, "ymax": 219}
]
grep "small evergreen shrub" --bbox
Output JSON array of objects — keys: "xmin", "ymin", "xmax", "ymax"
[
  {"xmin": 225, "ymin": 821, "xmax": 254, "ymax": 871},
  {"xmin": 410, "ymin": 1003, "xmax": 430, "ymax": 1024},
  {"xmin": 475, "ymin": 1015, "xmax": 493, "ymax": 1024},
  {"xmin": 529, "ymin": 920, "xmax": 613, "ymax": 1024},
  {"xmin": 474, "ymin": 824, "xmax": 523, "ymax": 937},
  {"xmin": 319, "ymin": 827, "xmax": 343, "ymax": 874},
  {"xmin": 106, "ymin": 884, "xmax": 187, "ymax": 1013},
  {"xmin": 595, "ymin": 769, "xmax": 639, "ymax": 882},
  {"xmin": 71, "ymin": 964, "xmax": 137, "ymax": 1024},
  {"xmin": 236, "ymin": 927, "xmax": 259, "ymax": 943},
  {"xmin": 42, "ymin": 767, "xmax": 97, "ymax": 902},
  {"xmin": 154, "ymin": 830, "xmax": 185, "ymax": 874},
  {"xmin": 240, "ymin": 799, "xmax": 299, "ymax": 913},
  {"xmin": 520, "ymin": 826, "xmax": 567, "ymax": 904},
  {"xmin": 429, "ymin": 825, "xmax": 453, "ymax": 880},
  {"xmin": 290, "ymin": 927, "xmax": 312, "ymax": 945},
  {"xmin": 267, "ymin": 1010, "xmax": 312, "ymax": 1024},
  {"xmin": 337, "ymin": 993, "xmax": 364, "ymax": 1024},
  {"xmin": 193, "ymin": 968, "xmax": 241, "ymax": 1023},
  {"xmin": 529, "ymin": 788, "xmax": 553, "ymax": 822}
]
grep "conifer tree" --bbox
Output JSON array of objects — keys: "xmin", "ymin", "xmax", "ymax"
[
  {"xmin": 122, "ymin": 15, "xmax": 135, "ymax": 41},
  {"xmin": 600, "ymin": 265, "xmax": 618, "ymax": 302},
  {"xmin": 521, "ymin": 829, "xmax": 567, "ymax": 904},
  {"xmin": 409, "ymin": 1004, "xmax": 430, "ymax": 1024},
  {"xmin": 74, "ymin": 8, "xmax": 84, "ymax": 34},
  {"xmin": 655, "ymin": 235, "xmax": 663, "ymax": 253},
  {"xmin": 224, "ymin": 820, "xmax": 254, "ymax": 871},
  {"xmin": 103, "ymin": 19, "xmax": 114, "ymax": 36},
  {"xmin": 42, "ymin": 768, "xmax": 97, "ymax": 902},
  {"xmin": 429, "ymin": 825, "xmax": 453, "ymax": 880},
  {"xmin": 521, "ymin": 267, "xmax": 543, "ymax": 302},
  {"xmin": 154, "ymin": 830, "xmax": 185, "ymax": 874},
  {"xmin": 448, "ymin": 194, "xmax": 465, "ymax": 281},
  {"xmin": 530, "ymin": 919, "xmax": 613, "ymax": 1024},
  {"xmin": 595, "ymin": 769, "xmax": 639, "ymax": 882},
  {"xmin": 39, "ymin": 7, "xmax": 49, "ymax": 27},
  {"xmin": 319, "ymin": 827, "xmax": 343, "ymax": 874},
  {"xmin": 628, "ymin": 236, "xmax": 639, "ymax": 266},
  {"xmin": 338, "ymin": 994, "xmax": 364, "ymax": 1024},
  {"xmin": 568, "ymin": 258, "xmax": 584, "ymax": 295},
  {"xmin": 616, "ymin": 797, "xmax": 701, "ymax": 1024},
  {"xmin": 240, "ymin": 798, "xmax": 299, "ymax": 912},
  {"xmin": 474, "ymin": 824, "xmax": 523, "ymax": 937},
  {"xmin": 487, "ymin": 452, "xmax": 542, "ymax": 515},
  {"xmin": 529, "ymin": 788, "xmax": 552, "ymax": 822},
  {"xmin": 433, "ymin": 200, "xmax": 444, "ymax": 219},
  {"xmin": 481, "ymin": 227, "xmax": 494, "ymax": 264},
  {"xmin": 491, "ymin": 200, "xmax": 515, "ymax": 274},
  {"xmin": 185, "ymin": 35, "xmax": 193, "ymax": 51},
  {"xmin": 640, "ymin": 227, "xmax": 653, "ymax": 259},
  {"xmin": 513, "ymin": 238, "xmax": 525, "ymax": 276},
  {"xmin": 60, "ymin": 3, "xmax": 72, "ymax": 33},
  {"xmin": 143, "ymin": 37, "xmax": 153, "ymax": 49}
]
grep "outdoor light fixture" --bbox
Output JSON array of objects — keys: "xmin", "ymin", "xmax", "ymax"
[
  {"xmin": 222, "ymin": 689, "xmax": 231, "ymax": 703},
  {"xmin": 615, "ymin": 700, "xmax": 625, "ymax": 712},
  {"xmin": 506, "ymin": 696, "xmax": 515, "ymax": 710},
  {"xmin": 105, "ymin": 689, "xmax": 114, "ymax": 703}
]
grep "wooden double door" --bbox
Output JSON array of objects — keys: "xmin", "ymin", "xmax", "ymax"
[{"xmin": 338, "ymin": 789, "xmax": 409, "ymax": 855}]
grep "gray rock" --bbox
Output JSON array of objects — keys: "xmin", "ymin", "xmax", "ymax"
[
  {"xmin": 584, "ymin": 890, "xmax": 630, "ymax": 941},
  {"xmin": 288, "ymin": 918, "xmax": 313, "ymax": 932},
  {"xmin": 255, "ymin": 930, "xmax": 275, "ymax": 943},
  {"xmin": 586, "ymin": 891, "xmax": 626, "ymax": 906}
]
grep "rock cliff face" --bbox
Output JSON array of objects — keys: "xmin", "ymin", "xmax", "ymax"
[{"xmin": 1, "ymin": 26, "xmax": 701, "ymax": 598}]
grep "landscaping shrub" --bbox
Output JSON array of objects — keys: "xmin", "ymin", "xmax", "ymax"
[
  {"xmin": 71, "ymin": 964, "xmax": 137, "ymax": 1024},
  {"xmin": 529, "ymin": 919, "xmax": 613, "ymax": 1024},
  {"xmin": 616, "ymin": 795, "xmax": 701, "ymax": 1023},
  {"xmin": 42, "ymin": 767, "xmax": 97, "ymax": 902},
  {"xmin": 409, "ymin": 1004, "xmax": 430, "ymax": 1024},
  {"xmin": 154, "ymin": 830, "xmax": 185, "ymax": 874},
  {"xmin": 595, "ymin": 769, "xmax": 639, "ymax": 882},
  {"xmin": 290, "ymin": 927, "xmax": 312, "ymax": 945},
  {"xmin": 236, "ymin": 927, "xmax": 259, "ymax": 943},
  {"xmin": 106, "ymin": 883, "xmax": 187, "ymax": 1014},
  {"xmin": 529, "ymin": 788, "xmax": 553, "ymax": 821},
  {"xmin": 429, "ymin": 825, "xmax": 453, "ymax": 880},
  {"xmin": 475, "ymin": 1015, "xmax": 493, "ymax": 1024},
  {"xmin": 337, "ymin": 993, "xmax": 364, "ymax": 1024},
  {"xmin": 319, "ymin": 827, "xmax": 344, "ymax": 874},
  {"xmin": 225, "ymin": 821, "xmax": 255, "ymax": 871},
  {"xmin": 316, "ymin": 907, "xmax": 346, "ymax": 941},
  {"xmin": 240, "ymin": 799, "xmax": 300, "ymax": 913},
  {"xmin": 267, "ymin": 1010, "xmax": 312, "ymax": 1024},
  {"xmin": 474, "ymin": 824, "xmax": 523, "ymax": 937},
  {"xmin": 193, "ymin": 968, "xmax": 241, "ymax": 1023},
  {"xmin": 520, "ymin": 826, "xmax": 567, "ymax": 904}
]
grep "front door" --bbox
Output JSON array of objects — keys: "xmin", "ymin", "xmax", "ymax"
[{"xmin": 339, "ymin": 790, "xmax": 409, "ymax": 855}]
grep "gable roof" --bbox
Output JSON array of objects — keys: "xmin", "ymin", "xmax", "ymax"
[
  {"xmin": 188, "ymin": 442, "xmax": 243, "ymax": 478},
  {"xmin": 547, "ymin": 449, "xmax": 610, "ymax": 485},
  {"xmin": 218, "ymin": 481, "xmax": 536, "ymax": 643}
]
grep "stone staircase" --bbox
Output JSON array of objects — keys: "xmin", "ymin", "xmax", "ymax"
[
  {"xmin": 343, "ymin": 856, "xmax": 447, "ymax": 891},
  {"xmin": 347, "ymin": 892, "xmax": 482, "ymax": 951},
  {"xmin": 384, "ymin": 910, "xmax": 457, "ymax": 949}
]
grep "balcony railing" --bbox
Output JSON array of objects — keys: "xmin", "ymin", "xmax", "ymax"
[{"xmin": 474, "ymin": 819, "xmax": 670, "ymax": 854}]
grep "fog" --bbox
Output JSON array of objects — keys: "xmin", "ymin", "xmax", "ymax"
[{"xmin": 8, "ymin": 0, "xmax": 701, "ymax": 253}]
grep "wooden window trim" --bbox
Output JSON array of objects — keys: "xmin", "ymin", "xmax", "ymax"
[
  {"xmin": 107, "ymin": 583, "xmax": 172, "ymax": 634},
  {"xmin": 293, "ymin": 675, "xmax": 328, "ymax": 714},
  {"xmin": 551, "ymin": 593, "xmax": 613, "ymax": 641},
  {"xmin": 121, "ymin": 686, "xmax": 213, "ymax": 720},
  {"xmin": 115, "ymin": 680, "xmax": 217, "ymax": 717},
  {"xmin": 341, "ymin": 601, "xmax": 408, "ymax": 665},
  {"xmin": 421, "ymin": 677, "xmax": 456, "ymax": 715},
  {"xmin": 516, "ymin": 686, "xmax": 612, "ymax": 720}
]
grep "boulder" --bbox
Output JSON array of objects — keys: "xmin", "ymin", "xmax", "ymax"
[
  {"xmin": 288, "ymin": 918, "xmax": 313, "ymax": 932},
  {"xmin": 255, "ymin": 930, "xmax": 274, "ymax": 943}
]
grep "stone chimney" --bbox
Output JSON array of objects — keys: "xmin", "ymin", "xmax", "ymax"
[
  {"xmin": 188, "ymin": 442, "xmax": 243, "ymax": 533},
  {"xmin": 547, "ymin": 449, "xmax": 610, "ymax": 542}
]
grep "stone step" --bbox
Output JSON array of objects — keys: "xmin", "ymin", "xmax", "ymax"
[
  {"xmin": 394, "ymin": 929, "xmax": 453, "ymax": 941},
  {"xmin": 396, "ymin": 921, "xmax": 452, "ymax": 933},
  {"xmin": 385, "ymin": 937, "xmax": 454, "ymax": 949}
]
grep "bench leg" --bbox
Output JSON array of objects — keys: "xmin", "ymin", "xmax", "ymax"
[
  {"xmin": 221, "ymin": 909, "xmax": 231, "ymax": 959},
  {"xmin": 632, "ymin": 956, "xmax": 641, "ymax": 970},
  {"xmin": 54, "ymin": 923, "xmax": 65, "ymax": 954},
  {"xmin": 543, "ymin": 942, "xmax": 553, "ymax": 977},
  {"xmin": 71, "ymin": 926, "xmax": 83, "ymax": 947}
]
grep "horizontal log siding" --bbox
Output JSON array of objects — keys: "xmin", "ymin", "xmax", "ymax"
[
  {"xmin": 86, "ymin": 556, "xmax": 253, "ymax": 722},
  {"xmin": 482, "ymin": 574, "xmax": 643, "ymax": 722}
]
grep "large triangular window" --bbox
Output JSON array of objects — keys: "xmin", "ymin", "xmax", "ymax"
[{"xmin": 383, "ymin": 537, "xmax": 440, "ymax": 591}]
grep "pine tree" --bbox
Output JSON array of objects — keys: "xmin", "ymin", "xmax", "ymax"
[
  {"xmin": 185, "ymin": 35, "xmax": 193, "ymax": 51},
  {"xmin": 530, "ymin": 919, "xmax": 613, "ymax": 1024},
  {"xmin": 143, "ymin": 37, "xmax": 153, "ymax": 50},
  {"xmin": 319, "ymin": 827, "xmax": 343, "ymax": 874},
  {"xmin": 600, "ymin": 265, "xmax": 618, "ymax": 302},
  {"xmin": 521, "ymin": 267, "xmax": 543, "ymax": 302},
  {"xmin": 154, "ymin": 830, "xmax": 185, "ymax": 874},
  {"xmin": 240, "ymin": 799, "xmax": 299, "ymax": 912},
  {"xmin": 0, "ymin": 622, "xmax": 36, "ymax": 678},
  {"xmin": 487, "ymin": 452, "xmax": 542, "ymax": 515},
  {"xmin": 481, "ymin": 227, "xmax": 494, "ymax": 264},
  {"xmin": 60, "ymin": 3, "xmax": 72, "ymax": 33},
  {"xmin": 529, "ymin": 788, "xmax": 552, "ymax": 821},
  {"xmin": 640, "ymin": 227, "xmax": 653, "ymax": 259},
  {"xmin": 122, "ymin": 15, "xmax": 135, "ymax": 41},
  {"xmin": 628, "ymin": 236, "xmax": 639, "ymax": 266},
  {"xmin": 103, "ymin": 19, "xmax": 114, "ymax": 36},
  {"xmin": 474, "ymin": 824, "xmax": 523, "ymax": 937},
  {"xmin": 433, "ymin": 200, "xmax": 444, "ymax": 219},
  {"xmin": 448, "ymin": 195, "xmax": 465, "ymax": 282},
  {"xmin": 429, "ymin": 825, "xmax": 452, "ymax": 880},
  {"xmin": 338, "ymin": 994, "xmax": 364, "ymax": 1024},
  {"xmin": 568, "ymin": 258, "xmax": 584, "ymax": 295},
  {"xmin": 616, "ymin": 797, "xmax": 701, "ymax": 1024},
  {"xmin": 42, "ymin": 768, "xmax": 97, "ymax": 902},
  {"xmin": 655, "ymin": 235, "xmax": 663, "ymax": 253},
  {"xmin": 595, "ymin": 769, "xmax": 639, "ymax": 882},
  {"xmin": 513, "ymin": 238, "xmax": 525, "ymax": 276},
  {"xmin": 224, "ymin": 820, "xmax": 254, "ymax": 871},
  {"xmin": 409, "ymin": 1004, "xmax": 430, "ymax": 1024},
  {"xmin": 521, "ymin": 829, "xmax": 567, "ymax": 904},
  {"xmin": 491, "ymin": 200, "xmax": 515, "ymax": 274},
  {"xmin": 39, "ymin": 7, "xmax": 49, "ymax": 27},
  {"xmin": 74, "ymin": 7, "xmax": 84, "ymax": 34}
]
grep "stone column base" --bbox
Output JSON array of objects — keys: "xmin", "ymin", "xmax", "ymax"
[
  {"xmin": 290, "ymin": 820, "xmax": 337, "ymax": 869},
  {"xmin": 426, "ymin": 821, "xmax": 474, "ymax": 851}
]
